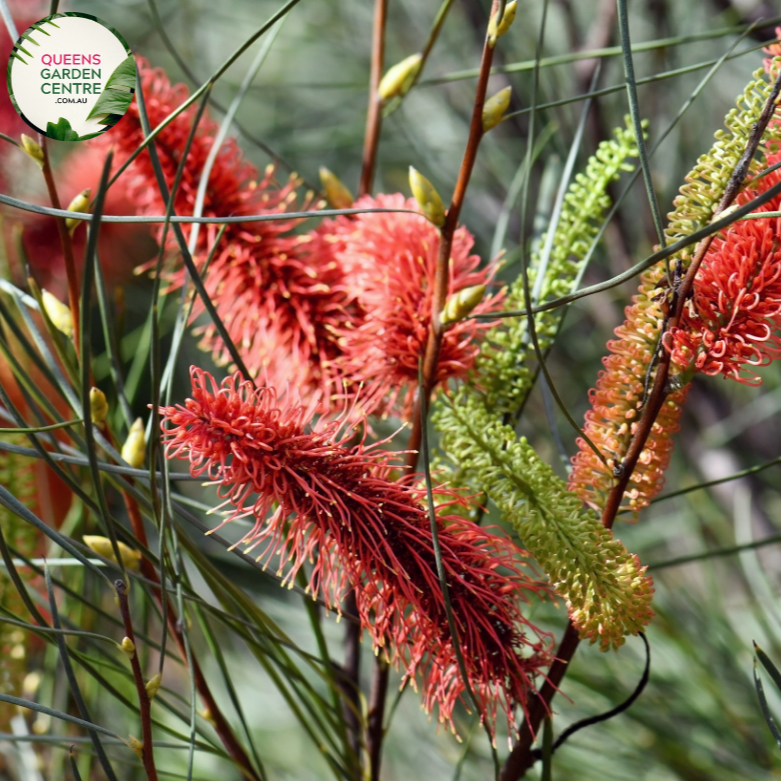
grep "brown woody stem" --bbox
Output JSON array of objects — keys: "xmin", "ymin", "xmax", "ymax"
[
  {"xmin": 39, "ymin": 135, "xmax": 81, "ymax": 357},
  {"xmin": 500, "ymin": 59, "xmax": 781, "ymax": 781},
  {"xmin": 123, "ymin": 492, "xmax": 261, "ymax": 781},
  {"xmin": 366, "ymin": 4, "xmax": 500, "ymax": 776},
  {"xmin": 358, "ymin": 0, "xmax": 388, "ymax": 197},
  {"xmin": 116, "ymin": 579, "xmax": 159, "ymax": 781}
]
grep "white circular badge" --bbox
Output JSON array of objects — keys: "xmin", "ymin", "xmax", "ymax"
[{"xmin": 6, "ymin": 13, "xmax": 135, "ymax": 141}]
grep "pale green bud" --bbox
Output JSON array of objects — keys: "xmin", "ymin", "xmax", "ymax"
[
  {"xmin": 487, "ymin": 1, "xmax": 517, "ymax": 45},
  {"xmin": 83, "ymin": 535, "xmax": 142, "ymax": 571},
  {"xmin": 20, "ymin": 134, "xmax": 44, "ymax": 168},
  {"xmin": 319, "ymin": 167, "xmax": 353, "ymax": 210},
  {"xmin": 89, "ymin": 387, "xmax": 108, "ymax": 424},
  {"xmin": 120, "ymin": 637, "xmax": 135, "ymax": 659},
  {"xmin": 65, "ymin": 188, "xmax": 91, "ymax": 234},
  {"xmin": 441, "ymin": 285, "xmax": 487, "ymax": 325},
  {"xmin": 409, "ymin": 166, "xmax": 446, "ymax": 227},
  {"xmin": 41, "ymin": 289, "xmax": 74, "ymax": 338},
  {"xmin": 121, "ymin": 418, "xmax": 146, "ymax": 469},
  {"xmin": 145, "ymin": 673, "xmax": 162, "ymax": 699},
  {"xmin": 482, "ymin": 87, "xmax": 512, "ymax": 133},
  {"xmin": 378, "ymin": 54, "xmax": 422, "ymax": 103}
]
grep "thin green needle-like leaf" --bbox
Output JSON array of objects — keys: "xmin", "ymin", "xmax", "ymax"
[
  {"xmin": 490, "ymin": 122, "xmax": 555, "ymax": 261},
  {"xmin": 0, "ymin": 483, "xmax": 107, "ymax": 582},
  {"xmin": 0, "ymin": 291, "xmax": 76, "ymax": 412},
  {"xmin": 0, "ymin": 419, "xmax": 81, "ymax": 434},
  {"xmin": 195, "ymin": 606, "xmax": 268, "ymax": 780},
  {"xmin": 0, "ymin": 0, "xmax": 19, "ymax": 40},
  {"xmin": 754, "ymin": 659, "xmax": 781, "ymax": 750},
  {"xmin": 541, "ymin": 716, "xmax": 553, "ymax": 781},
  {"xmin": 134, "ymin": 68, "xmax": 253, "ymax": 382},
  {"xmin": 45, "ymin": 566, "xmax": 120, "ymax": 781},
  {"xmin": 105, "ymin": 0, "xmax": 306, "ymax": 193},
  {"xmin": 617, "ymin": 0, "xmax": 665, "ymax": 251},
  {"xmin": 515, "ymin": 0, "xmax": 607, "ymax": 469},
  {"xmin": 451, "ymin": 718, "xmax": 479, "ymax": 781},
  {"xmin": 161, "ymin": 223, "xmax": 227, "ymax": 399},
  {"xmin": 0, "ymin": 521, "xmax": 48, "ymax": 627},
  {"xmin": 79, "ymin": 148, "xmax": 127, "ymax": 582},
  {"xmin": 755, "ymin": 643, "xmax": 781, "ymax": 694},
  {"xmin": 502, "ymin": 38, "xmax": 777, "ymax": 121},
  {"xmin": 189, "ymin": 18, "xmax": 284, "ymax": 253},
  {"xmin": 145, "ymin": 0, "xmax": 301, "ymax": 178},
  {"xmin": 0, "ymin": 614, "xmax": 120, "ymax": 646},
  {"xmin": 652, "ymin": 455, "xmax": 781, "ymax": 504},
  {"xmin": 423, "ymin": 17, "xmax": 781, "ymax": 83},
  {"xmin": 94, "ymin": 254, "xmax": 133, "ymax": 427},
  {"xmin": 474, "ymin": 172, "xmax": 781, "ymax": 321},
  {"xmin": 0, "ymin": 693, "xmax": 120, "ymax": 738},
  {"xmin": 0, "ymin": 192, "xmax": 416, "ymax": 224},
  {"xmin": 648, "ymin": 534, "xmax": 781, "ymax": 570}
]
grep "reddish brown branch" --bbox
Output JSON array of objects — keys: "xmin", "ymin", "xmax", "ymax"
[
  {"xmin": 406, "ymin": 1, "xmax": 498, "ymax": 463},
  {"xmin": 358, "ymin": 0, "xmax": 389, "ymax": 197},
  {"xmin": 364, "ymin": 4, "xmax": 501, "ymax": 776},
  {"xmin": 123, "ymin": 493, "xmax": 261, "ymax": 781},
  {"xmin": 39, "ymin": 135, "xmax": 81, "ymax": 356},
  {"xmin": 366, "ymin": 657, "xmax": 390, "ymax": 781},
  {"xmin": 499, "ymin": 60, "xmax": 781, "ymax": 781},
  {"xmin": 116, "ymin": 579, "xmax": 159, "ymax": 781}
]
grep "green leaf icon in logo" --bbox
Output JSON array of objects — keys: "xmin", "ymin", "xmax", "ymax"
[
  {"xmin": 46, "ymin": 117, "xmax": 81, "ymax": 141},
  {"xmin": 87, "ymin": 55, "xmax": 136, "ymax": 122}
]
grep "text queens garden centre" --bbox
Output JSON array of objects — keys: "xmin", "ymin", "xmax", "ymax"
[
  {"xmin": 41, "ymin": 54, "xmax": 103, "ymax": 100},
  {"xmin": 6, "ymin": 14, "xmax": 134, "ymax": 140}
]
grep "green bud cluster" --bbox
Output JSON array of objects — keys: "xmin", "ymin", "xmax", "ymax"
[
  {"xmin": 479, "ymin": 118, "xmax": 641, "ymax": 418},
  {"xmin": 434, "ymin": 390, "xmax": 654, "ymax": 651}
]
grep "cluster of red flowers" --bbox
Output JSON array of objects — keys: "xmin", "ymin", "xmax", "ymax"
[
  {"xmin": 326, "ymin": 193, "xmax": 504, "ymax": 417},
  {"xmin": 90, "ymin": 59, "xmax": 503, "ymax": 417},
  {"xmin": 667, "ymin": 157, "xmax": 781, "ymax": 384},
  {"xmin": 571, "ymin": 150, "xmax": 781, "ymax": 514},
  {"xmin": 161, "ymin": 369, "xmax": 553, "ymax": 734}
]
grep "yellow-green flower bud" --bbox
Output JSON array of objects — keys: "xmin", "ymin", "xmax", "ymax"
[
  {"xmin": 128, "ymin": 735, "xmax": 144, "ymax": 758},
  {"xmin": 487, "ymin": 1, "xmax": 517, "ymax": 45},
  {"xmin": 319, "ymin": 167, "xmax": 353, "ymax": 210},
  {"xmin": 20, "ymin": 134, "xmax": 44, "ymax": 168},
  {"xmin": 441, "ymin": 285, "xmax": 487, "ymax": 325},
  {"xmin": 145, "ymin": 673, "xmax": 162, "ymax": 699},
  {"xmin": 83, "ymin": 535, "xmax": 142, "ymax": 571},
  {"xmin": 378, "ymin": 53, "xmax": 422, "ymax": 103},
  {"xmin": 89, "ymin": 387, "xmax": 108, "ymax": 424},
  {"xmin": 482, "ymin": 87, "xmax": 512, "ymax": 133},
  {"xmin": 120, "ymin": 637, "xmax": 135, "ymax": 659},
  {"xmin": 65, "ymin": 188, "xmax": 91, "ymax": 234},
  {"xmin": 122, "ymin": 418, "xmax": 146, "ymax": 469},
  {"xmin": 409, "ymin": 166, "xmax": 446, "ymax": 228},
  {"xmin": 41, "ymin": 289, "xmax": 74, "ymax": 338}
]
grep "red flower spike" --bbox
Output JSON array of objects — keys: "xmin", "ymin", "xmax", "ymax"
[
  {"xmin": 568, "ymin": 262, "xmax": 689, "ymax": 515},
  {"xmin": 161, "ymin": 368, "xmax": 554, "ymax": 736},
  {"xmin": 98, "ymin": 58, "xmax": 353, "ymax": 403},
  {"xmin": 668, "ymin": 155, "xmax": 781, "ymax": 384},
  {"xmin": 330, "ymin": 193, "xmax": 505, "ymax": 419}
]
